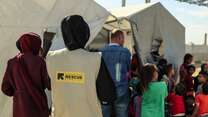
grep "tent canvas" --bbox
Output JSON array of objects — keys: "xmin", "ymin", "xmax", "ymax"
[
  {"xmin": 90, "ymin": 2, "xmax": 185, "ymax": 72},
  {"xmin": 0, "ymin": 0, "xmax": 109, "ymax": 116}
]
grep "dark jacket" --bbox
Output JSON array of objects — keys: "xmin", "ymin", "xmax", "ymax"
[{"xmin": 96, "ymin": 58, "xmax": 116, "ymax": 104}]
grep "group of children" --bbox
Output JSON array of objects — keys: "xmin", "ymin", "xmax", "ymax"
[
  {"xmin": 128, "ymin": 53, "xmax": 208, "ymax": 117},
  {"xmin": 162, "ymin": 55, "xmax": 208, "ymax": 117}
]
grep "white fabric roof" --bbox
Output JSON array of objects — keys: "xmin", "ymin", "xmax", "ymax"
[
  {"xmin": 111, "ymin": 2, "xmax": 185, "ymax": 70},
  {"xmin": 110, "ymin": 2, "xmax": 156, "ymax": 19},
  {"xmin": 0, "ymin": 0, "xmax": 109, "ymax": 116},
  {"xmin": 96, "ymin": 2, "xmax": 185, "ymax": 71}
]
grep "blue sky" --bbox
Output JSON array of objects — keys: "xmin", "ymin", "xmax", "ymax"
[{"xmin": 95, "ymin": 0, "xmax": 208, "ymax": 44}]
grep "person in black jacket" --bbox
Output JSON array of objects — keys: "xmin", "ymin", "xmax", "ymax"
[{"xmin": 157, "ymin": 58, "xmax": 168, "ymax": 81}]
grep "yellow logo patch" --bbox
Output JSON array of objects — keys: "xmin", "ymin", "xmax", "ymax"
[{"xmin": 56, "ymin": 72, "xmax": 85, "ymax": 84}]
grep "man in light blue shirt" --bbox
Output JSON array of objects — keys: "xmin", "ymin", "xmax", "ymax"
[{"xmin": 101, "ymin": 30, "xmax": 131, "ymax": 117}]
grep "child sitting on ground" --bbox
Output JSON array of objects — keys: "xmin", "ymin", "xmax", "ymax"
[
  {"xmin": 191, "ymin": 83, "xmax": 208, "ymax": 117},
  {"xmin": 167, "ymin": 83, "xmax": 186, "ymax": 117}
]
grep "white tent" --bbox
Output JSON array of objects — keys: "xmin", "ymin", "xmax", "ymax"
[
  {"xmin": 0, "ymin": 0, "xmax": 109, "ymax": 116},
  {"xmin": 90, "ymin": 2, "xmax": 185, "ymax": 71}
]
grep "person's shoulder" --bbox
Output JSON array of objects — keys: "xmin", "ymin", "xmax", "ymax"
[
  {"xmin": 84, "ymin": 50, "xmax": 101, "ymax": 58},
  {"xmin": 123, "ymin": 46, "xmax": 129, "ymax": 50},
  {"xmin": 46, "ymin": 48, "xmax": 68, "ymax": 63},
  {"xmin": 153, "ymin": 81, "xmax": 167, "ymax": 88},
  {"xmin": 100, "ymin": 45, "xmax": 110, "ymax": 50},
  {"xmin": 160, "ymin": 81, "xmax": 167, "ymax": 86},
  {"xmin": 78, "ymin": 50, "xmax": 102, "ymax": 64},
  {"xmin": 154, "ymin": 81, "xmax": 166, "ymax": 85},
  {"xmin": 47, "ymin": 48, "xmax": 68, "ymax": 57},
  {"xmin": 7, "ymin": 56, "xmax": 17, "ymax": 65},
  {"xmin": 120, "ymin": 47, "xmax": 131, "ymax": 54},
  {"xmin": 180, "ymin": 64, "xmax": 186, "ymax": 69},
  {"xmin": 91, "ymin": 52, "xmax": 101, "ymax": 61},
  {"xmin": 167, "ymin": 92, "xmax": 175, "ymax": 99},
  {"xmin": 169, "ymin": 92, "xmax": 175, "ymax": 96},
  {"xmin": 195, "ymin": 94, "xmax": 202, "ymax": 101},
  {"xmin": 196, "ymin": 94, "xmax": 206, "ymax": 98},
  {"xmin": 119, "ymin": 46, "xmax": 128, "ymax": 51},
  {"xmin": 101, "ymin": 45, "xmax": 118, "ymax": 53}
]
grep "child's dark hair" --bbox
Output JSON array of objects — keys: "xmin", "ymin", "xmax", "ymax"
[
  {"xmin": 187, "ymin": 64, "xmax": 195, "ymax": 71},
  {"xmin": 137, "ymin": 64, "xmax": 157, "ymax": 94},
  {"xmin": 202, "ymin": 82, "xmax": 208, "ymax": 95},
  {"xmin": 185, "ymin": 95, "xmax": 195, "ymax": 115},
  {"xmin": 199, "ymin": 71, "xmax": 208, "ymax": 79},
  {"xmin": 131, "ymin": 54, "xmax": 139, "ymax": 72},
  {"xmin": 183, "ymin": 53, "xmax": 193, "ymax": 64},
  {"xmin": 201, "ymin": 63, "xmax": 208, "ymax": 72},
  {"xmin": 165, "ymin": 64, "xmax": 173, "ymax": 75},
  {"xmin": 158, "ymin": 58, "xmax": 167, "ymax": 66},
  {"xmin": 175, "ymin": 83, "xmax": 186, "ymax": 96}
]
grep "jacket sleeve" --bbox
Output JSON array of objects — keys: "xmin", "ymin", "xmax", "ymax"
[
  {"xmin": 1, "ymin": 61, "xmax": 14, "ymax": 97},
  {"xmin": 96, "ymin": 58, "xmax": 116, "ymax": 104},
  {"xmin": 41, "ymin": 60, "xmax": 51, "ymax": 90}
]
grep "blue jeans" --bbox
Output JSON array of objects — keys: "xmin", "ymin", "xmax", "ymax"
[{"xmin": 101, "ymin": 91, "xmax": 129, "ymax": 117}]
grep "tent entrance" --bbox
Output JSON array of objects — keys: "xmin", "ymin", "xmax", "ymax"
[
  {"xmin": 88, "ymin": 18, "xmax": 136, "ymax": 54},
  {"xmin": 147, "ymin": 37, "xmax": 165, "ymax": 64},
  {"xmin": 88, "ymin": 17, "xmax": 143, "ymax": 69}
]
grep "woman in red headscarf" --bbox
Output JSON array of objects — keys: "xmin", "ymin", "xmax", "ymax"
[{"xmin": 1, "ymin": 33, "xmax": 51, "ymax": 117}]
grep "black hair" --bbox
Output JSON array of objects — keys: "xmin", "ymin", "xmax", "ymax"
[
  {"xmin": 16, "ymin": 40, "xmax": 22, "ymax": 52},
  {"xmin": 131, "ymin": 54, "xmax": 139, "ymax": 72},
  {"xmin": 201, "ymin": 63, "xmax": 208, "ymax": 72},
  {"xmin": 198, "ymin": 71, "xmax": 208, "ymax": 79},
  {"xmin": 158, "ymin": 58, "xmax": 167, "ymax": 66},
  {"xmin": 183, "ymin": 53, "xmax": 193, "ymax": 64},
  {"xmin": 137, "ymin": 64, "xmax": 157, "ymax": 94},
  {"xmin": 202, "ymin": 82, "xmax": 208, "ymax": 95},
  {"xmin": 165, "ymin": 64, "xmax": 173, "ymax": 75},
  {"xmin": 187, "ymin": 64, "xmax": 196, "ymax": 71},
  {"xmin": 185, "ymin": 95, "xmax": 195, "ymax": 115},
  {"xmin": 175, "ymin": 83, "xmax": 186, "ymax": 96},
  {"xmin": 61, "ymin": 15, "xmax": 90, "ymax": 50},
  {"xmin": 157, "ymin": 58, "xmax": 168, "ymax": 81}
]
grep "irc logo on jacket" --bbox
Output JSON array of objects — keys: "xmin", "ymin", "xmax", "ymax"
[{"xmin": 56, "ymin": 72, "xmax": 85, "ymax": 84}]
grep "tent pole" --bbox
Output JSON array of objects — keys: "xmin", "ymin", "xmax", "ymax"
[
  {"xmin": 145, "ymin": 0, "xmax": 151, "ymax": 3},
  {"xmin": 130, "ymin": 23, "xmax": 144, "ymax": 72},
  {"xmin": 122, "ymin": 0, "xmax": 126, "ymax": 7}
]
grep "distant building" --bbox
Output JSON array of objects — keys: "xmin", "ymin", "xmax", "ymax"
[{"xmin": 186, "ymin": 33, "xmax": 208, "ymax": 63}]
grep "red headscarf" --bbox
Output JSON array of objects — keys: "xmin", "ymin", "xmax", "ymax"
[{"xmin": 19, "ymin": 32, "xmax": 41, "ymax": 55}]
